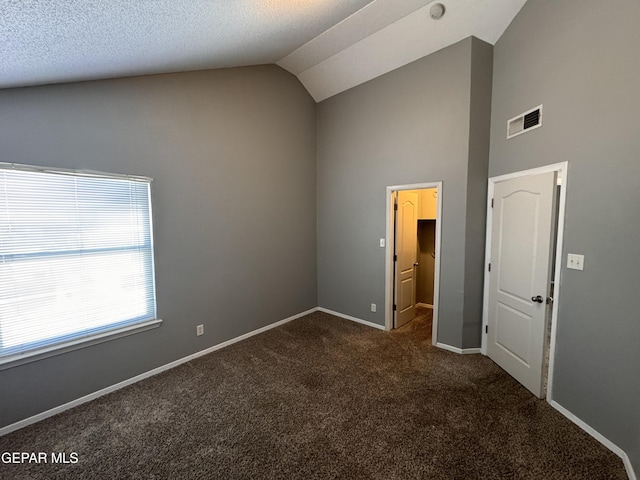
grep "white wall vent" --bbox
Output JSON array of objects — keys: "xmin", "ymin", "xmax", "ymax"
[{"xmin": 507, "ymin": 105, "xmax": 542, "ymax": 139}]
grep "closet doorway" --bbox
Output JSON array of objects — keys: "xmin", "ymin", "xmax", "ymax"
[{"xmin": 384, "ymin": 182, "xmax": 442, "ymax": 345}]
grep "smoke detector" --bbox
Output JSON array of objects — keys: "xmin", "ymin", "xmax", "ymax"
[{"xmin": 430, "ymin": 3, "xmax": 446, "ymax": 20}]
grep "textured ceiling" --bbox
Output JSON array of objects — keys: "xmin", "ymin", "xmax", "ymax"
[
  {"xmin": 0, "ymin": 0, "xmax": 527, "ymax": 100},
  {"xmin": 0, "ymin": 0, "xmax": 373, "ymax": 89}
]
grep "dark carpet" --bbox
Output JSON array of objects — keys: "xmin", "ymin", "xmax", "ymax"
[{"xmin": 0, "ymin": 310, "xmax": 627, "ymax": 479}]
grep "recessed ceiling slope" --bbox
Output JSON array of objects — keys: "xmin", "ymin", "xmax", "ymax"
[
  {"xmin": 0, "ymin": 0, "xmax": 374, "ymax": 89},
  {"xmin": 278, "ymin": 0, "xmax": 528, "ymax": 102}
]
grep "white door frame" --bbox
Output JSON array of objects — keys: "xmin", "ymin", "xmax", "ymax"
[
  {"xmin": 481, "ymin": 162, "xmax": 568, "ymax": 402},
  {"xmin": 385, "ymin": 182, "xmax": 443, "ymax": 346}
]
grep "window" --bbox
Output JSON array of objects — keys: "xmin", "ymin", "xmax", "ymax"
[{"xmin": 0, "ymin": 163, "xmax": 158, "ymax": 365}]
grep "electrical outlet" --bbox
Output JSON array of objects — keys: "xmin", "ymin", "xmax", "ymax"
[
  {"xmin": 196, "ymin": 324, "xmax": 204, "ymax": 336},
  {"xmin": 371, "ymin": 303, "xmax": 377, "ymax": 312},
  {"xmin": 567, "ymin": 253, "xmax": 584, "ymax": 271}
]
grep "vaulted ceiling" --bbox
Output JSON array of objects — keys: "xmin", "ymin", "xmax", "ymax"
[{"xmin": 0, "ymin": 0, "xmax": 527, "ymax": 101}]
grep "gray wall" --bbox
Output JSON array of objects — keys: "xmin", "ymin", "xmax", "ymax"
[
  {"xmin": 489, "ymin": 0, "xmax": 640, "ymax": 474},
  {"xmin": 0, "ymin": 65, "xmax": 317, "ymax": 428},
  {"xmin": 316, "ymin": 37, "xmax": 493, "ymax": 348}
]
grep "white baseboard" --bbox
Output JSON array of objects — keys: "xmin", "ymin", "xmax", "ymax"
[
  {"xmin": 550, "ymin": 400, "xmax": 636, "ymax": 480},
  {"xmin": 435, "ymin": 342, "xmax": 481, "ymax": 355},
  {"xmin": 0, "ymin": 307, "xmax": 318, "ymax": 437},
  {"xmin": 316, "ymin": 307, "xmax": 386, "ymax": 330}
]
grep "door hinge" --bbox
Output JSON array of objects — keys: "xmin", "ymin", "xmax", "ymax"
[
  {"xmin": 394, "ymin": 254, "xmax": 397, "ymax": 261},
  {"xmin": 394, "ymin": 203, "xmax": 398, "ymax": 211},
  {"xmin": 488, "ymin": 263, "xmax": 491, "ymax": 272},
  {"xmin": 393, "ymin": 304, "xmax": 397, "ymax": 311},
  {"xmin": 485, "ymin": 325, "xmax": 488, "ymax": 334},
  {"xmin": 491, "ymin": 198, "xmax": 494, "ymax": 208}
]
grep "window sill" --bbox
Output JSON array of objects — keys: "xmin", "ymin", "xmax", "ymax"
[{"xmin": 0, "ymin": 319, "xmax": 162, "ymax": 371}]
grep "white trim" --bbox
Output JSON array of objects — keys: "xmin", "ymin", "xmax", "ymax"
[
  {"xmin": 416, "ymin": 303, "xmax": 433, "ymax": 309},
  {"xmin": 481, "ymin": 162, "xmax": 568, "ymax": 402},
  {"xmin": 550, "ymin": 401, "xmax": 637, "ymax": 480},
  {"xmin": 317, "ymin": 307, "xmax": 385, "ymax": 330},
  {"xmin": 385, "ymin": 182, "xmax": 442, "ymax": 347},
  {"xmin": 435, "ymin": 343, "xmax": 482, "ymax": 355},
  {"xmin": 545, "ymin": 165, "xmax": 568, "ymax": 402},
  {"xmin": 487, "ymin": 161, "xmax": 567, "ymax": 184},
  {"xmin": 0, "ymin": 319, "xmax": 163, "ymax": 371},
  {"xmin": 0, "ymin": 307, "xmax": 317, "ymax": 437}
]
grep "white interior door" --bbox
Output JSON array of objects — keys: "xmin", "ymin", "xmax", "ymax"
[
  {"xmin": 394, "ymin": 191, "xmax": 418, "ymax": 328},
  {"xmin": 487, "ymin": 172, "xmax": 557, "ymax": 397}
]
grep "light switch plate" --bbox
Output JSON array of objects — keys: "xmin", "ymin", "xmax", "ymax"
[
  {"xmin": 567, "ymin": 253, "xmax": 584, "ymax": 271},
  {"xmin": 379, "ymin": 238, "xmax": 385, "ymax": 248}
]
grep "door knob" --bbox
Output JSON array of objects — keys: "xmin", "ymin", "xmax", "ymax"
[
  {"xmin": 413, "ymin": 262, "xmax": 419, "ymax": 267},
  {"xmin": 531, "ymin": 295, "xmax": 544, "ymax": 303}
]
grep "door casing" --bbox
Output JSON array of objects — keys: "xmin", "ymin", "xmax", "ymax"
[
  {"xmin": 481, "ymin": 162, "xmax": 568, "ymax": 402},
  {"xmin": 385, "ymin": 182, "xmax": 442, "ymax": 346}
]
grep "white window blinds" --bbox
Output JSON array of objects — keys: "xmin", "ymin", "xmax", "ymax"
[{"xmin": 0, "ymin": 163, "xmax": 157, "ymax": 360}]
